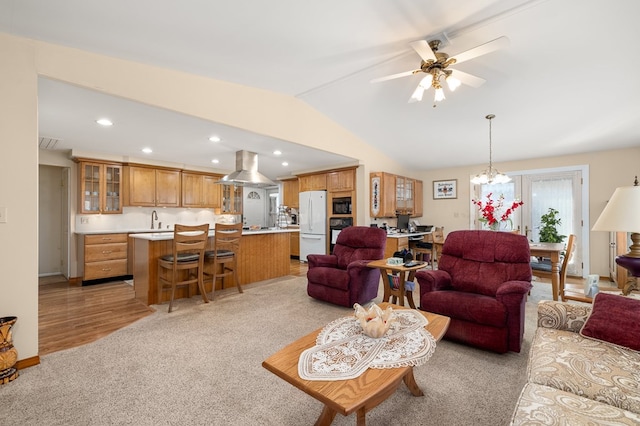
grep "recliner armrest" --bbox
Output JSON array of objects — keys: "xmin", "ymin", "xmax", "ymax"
[
  {"xmin": 416, "ymin": 269, "xmax": 452, "ymax": 294},
  {"xmin": 307, "ymin": 254, "xmax": 338, "ymax": 269},
  {"xmin": 496, "ymin": 280, "xmax": 533, "ymax": 297}
]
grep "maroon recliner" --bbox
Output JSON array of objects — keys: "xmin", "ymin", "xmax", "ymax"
[
  {"xmin": 307, "ymin": 226, "xmax": 387, "ymax": 307},
  {"xmin": 416, "ymin": 230, "xmax": 532, "ymax": 353}
]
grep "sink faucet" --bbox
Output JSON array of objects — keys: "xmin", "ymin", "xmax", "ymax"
[{"xmin": 151, "ymin": 210, "xmax": 158, "ymax": 229}]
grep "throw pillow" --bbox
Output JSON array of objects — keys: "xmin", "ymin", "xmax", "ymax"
[{"xmin": 580, "ymin": 292, "xmax": 640, "ymax": 352}]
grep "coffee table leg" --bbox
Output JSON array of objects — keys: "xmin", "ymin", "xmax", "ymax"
[
  {"xmin": 403, "ymin": 368, "xmax": 424, "ymax": 397},
  {"xmin": 315, "ymin": 405, "xmax": 337, "ymax": 426}
]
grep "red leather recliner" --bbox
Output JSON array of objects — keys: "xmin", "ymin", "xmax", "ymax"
[
  {"xmin": 307, "ymin": 226, "xmax": 387, "ymax": 307},
  {"xmin": 416, "ymin": 230, "xmax": 532, "ymax": 353}
]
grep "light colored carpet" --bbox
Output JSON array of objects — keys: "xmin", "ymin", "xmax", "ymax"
[{"xmin": 1, "ymin": 276, "xmax": 558, "ymax": 425}]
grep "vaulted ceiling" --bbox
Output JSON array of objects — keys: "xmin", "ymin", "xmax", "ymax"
[{"xmin": 2, "ymin": 0, "xmax": 639, "ymax": 179}]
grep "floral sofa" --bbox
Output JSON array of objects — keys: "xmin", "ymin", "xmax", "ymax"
[{"xmin": 510, "ymin": 293, "xmax": 640, "ymax": 425}]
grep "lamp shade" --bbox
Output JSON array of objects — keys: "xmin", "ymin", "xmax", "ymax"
[{"xmin": 592, "ymin": 185, "xmax": 640, "ymax": 233}]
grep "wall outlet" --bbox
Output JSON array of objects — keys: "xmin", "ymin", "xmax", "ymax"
[
  {"xmin": 80, "ymin": 216, "xmax": 90, "ymax": 224},
  {"xmin": 0, "ymin": 207, "xmax": 6, "ymax": 223}
]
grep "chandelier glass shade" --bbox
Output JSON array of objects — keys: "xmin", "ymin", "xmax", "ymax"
[{"xmin": 471, "ymin": 114, "xmax": 511, "ymax": 185}]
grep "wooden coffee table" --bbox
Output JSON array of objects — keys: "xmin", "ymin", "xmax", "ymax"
[{"xmin": 262, "ymin": 303, "xmax": 450, "ymax": 426}]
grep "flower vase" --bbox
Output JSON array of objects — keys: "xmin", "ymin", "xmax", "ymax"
[
  {"xmin": 488, "ymin": 221, "xmax": 512, "ymax": 232},
  {"xmin": 0, "ymin": 316, "xmax": 19, "ymax": 384}
]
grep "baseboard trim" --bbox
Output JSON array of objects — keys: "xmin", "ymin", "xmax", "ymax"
[
  {"xmin": 16, "ymin": 355, "xmax": 41, "ymax": 370},
  {"xmin": 68, "ymin": 276, "xmax": 82, "ymax": 286}
]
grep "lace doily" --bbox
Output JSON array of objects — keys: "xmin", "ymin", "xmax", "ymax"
[{"xmin": 298, "ymin": 310, "xmax": 436, "ymax": 381}]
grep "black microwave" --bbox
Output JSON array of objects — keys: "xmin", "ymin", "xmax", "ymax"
[{"xmin": 332, "ymin": 197, "xmax": 352, "ymax": 215}]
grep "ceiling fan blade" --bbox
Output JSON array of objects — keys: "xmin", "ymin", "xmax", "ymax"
[
  {"xmin": 370, "ymin": 69, "xmax": 419, "ymax": 83},
  {"xmin": 451, "ymin": 36, "xmax": 509, "ymax": 65},
  {"xmin": 450, "ymin": 69, "xmax": 486, "ymax": 88},
  {"xmin": 409, "ymin": 40, "xmax": 437, "ymax": 62}
]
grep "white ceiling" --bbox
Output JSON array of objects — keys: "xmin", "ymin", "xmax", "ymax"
[{"xmin": 2, "ymin": 0, "xmax": 639, "ymax": 180}]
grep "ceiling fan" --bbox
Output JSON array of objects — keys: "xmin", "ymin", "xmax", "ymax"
[{"xmin": 371, "ymin": 36, "xmax": 509, "ymax": 104}]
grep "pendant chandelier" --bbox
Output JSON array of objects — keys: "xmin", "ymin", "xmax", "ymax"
[{"xmin": 471, "ymin": 114, "xmax": 511, "ymax": 185}]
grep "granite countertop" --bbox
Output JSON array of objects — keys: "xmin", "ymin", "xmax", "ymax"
[
  {"xmin": 128, "ymin": 227, "xmax": 298, "ymax": 240},
  {"xmin": 76, "ymin": 227, "xmax": 299, "ymax": 237}
]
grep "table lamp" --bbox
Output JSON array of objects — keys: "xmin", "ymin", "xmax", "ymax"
[{"xmin": 592, "ymin": 176, "xmax": 640, "ymax": 295}]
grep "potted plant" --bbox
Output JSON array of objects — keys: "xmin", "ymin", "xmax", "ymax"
[{"xmin": 538, "ymin": 208, "xmax": 566, "ymax": 243}]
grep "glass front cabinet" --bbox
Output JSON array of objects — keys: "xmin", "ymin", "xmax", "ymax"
[
  {"xmin": 79, "ymin": 161, "xmax": 123, "ymax": 214},
  {"xmin": 221, "ymin": 184, "xmax": 243, "ymax": 214}
]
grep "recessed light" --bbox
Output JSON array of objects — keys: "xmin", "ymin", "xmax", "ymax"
[
  {"xmin": 273, "ymin": 150, "xmax": 282, "ymax": 156},
  {"xmin": 96, "ymin": 118, "xmax": 113, "ymax": 126},
  {"xmin": 211, "ymin": 159, "xmax": 220, "ymax": 164},
  {"xmin": 209, "ymin": 136, "xmax": 221, "ymax": 142},
  {"xmin": 282, "ymin": 162, "xmax": 289, "ymax": 167},
  {"xmin": 142, "ymin": 147, "xmax": 153, "ymax": 154}
]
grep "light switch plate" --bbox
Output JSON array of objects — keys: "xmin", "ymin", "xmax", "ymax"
[{"xmin": 0, "ymin": 207, "xmax": 6, "ymax": 223}]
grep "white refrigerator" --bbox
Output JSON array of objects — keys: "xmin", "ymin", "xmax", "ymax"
[{"xmin": 299, "ymin": 190, "xmax": 327, "ymax": 261}]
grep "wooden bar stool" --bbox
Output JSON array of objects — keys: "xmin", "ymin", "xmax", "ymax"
[
  {"xmin": 157, "ymin": 224, "xmax": 210, "ymax": 313},
  {"xmin": 204, "ymin": 223, "xmax": 243, "ymax": 300}
]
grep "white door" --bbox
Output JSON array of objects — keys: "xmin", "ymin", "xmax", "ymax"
[{"xmin": 243, "ymin": 187, "xmax": 266, "ymax": 227}]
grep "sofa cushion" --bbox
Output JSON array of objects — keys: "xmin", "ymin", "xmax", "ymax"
[
  {"xmin": 528, "ymin": 327, "xmax": 640, "ymax": 415},
  {"xmin": 511, "ymin": 383, "xmax": 640, "ymax": 425},
  {"xmin": 579, "ymin": 292, "xmax": 640, "ymax": 352}
]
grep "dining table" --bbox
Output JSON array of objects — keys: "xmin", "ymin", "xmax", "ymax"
[{"xmin": 529, "ymin": 242, "xmax": 565, "ymax": 301}]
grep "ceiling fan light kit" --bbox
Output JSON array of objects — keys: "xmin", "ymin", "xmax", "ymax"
[
  {"xmin": 372, "ymin": 36, "xmax": 508, "ymax": 105},
  {"xmin": 471, "ymin": 114, "xmax": 511, "ymax": 185}
]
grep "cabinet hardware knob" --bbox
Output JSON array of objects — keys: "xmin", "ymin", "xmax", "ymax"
[
  {"xmin": 102, "ymin": 250, "xmax": 112, "ymax": 254},
  {"xmin": 101, "ymin": 268, "xmax": 111, "ymax": 271}
]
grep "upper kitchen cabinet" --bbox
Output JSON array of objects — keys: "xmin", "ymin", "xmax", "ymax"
[
  {"xmin": 181, "ymin": 172, "xmax": 222, "ymax": 208},
  {"xmin": 395, "ymin": 176, "xmax": 414, "ymax": 215},
  {"xmin": 370, "ymin": 172, "xmax": 396, "ymax": 218},
  {"xmin": 281, "ymin": 177, "xmax": 299, "ymax": 209},
  {"xmin": 78, "ymin": 160, "xmax": 122, "ymax": 214},
  {"xmin": 298, "ymin": 173, "xmax": 327, "ymax": 192},
  {"xmin": 327, "ymin": 169, "xmax": 355, "ymax": 192},
  {"xmin": 413, "ymin": 179, "xmax": 423, "ymax": 217},
  {"xmin": 123, "ymin": 165, "xmax": 181, "ymax": 207},
  {"xmin": 221, "ymin": 184, "xmax": 242, "ymax": 214}
]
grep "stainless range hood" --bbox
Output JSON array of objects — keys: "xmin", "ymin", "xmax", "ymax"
[{"xmin": 216, "ymin": 150, "xmax": 276, "ymax": 187}]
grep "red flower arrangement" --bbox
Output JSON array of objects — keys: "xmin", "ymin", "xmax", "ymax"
[{"xmin": 472, "ymin": 192, "xmax": 524, "ymax": 230}]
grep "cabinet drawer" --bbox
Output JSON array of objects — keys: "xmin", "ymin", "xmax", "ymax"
[
  {"xmin": 84, "ymin": 259, "xmax": 128, "ymax": 280},
  {"xmin": 85, "ymin": 233, "xmax": 128, "ymax": 245},
  {"xmin": 85, "ymin": 242, "xmax": 127, "ymax": 262}
]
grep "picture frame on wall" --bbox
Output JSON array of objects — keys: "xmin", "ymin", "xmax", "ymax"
[{"xmin": 433, "ymin": 179, "xmax": 457, "ymax": 199}]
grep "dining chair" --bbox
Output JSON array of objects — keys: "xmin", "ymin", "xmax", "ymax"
[
  {"xmin": 157, "ymin": 224, "xmax": 210, "ymax": 313},
  {"xmin": 204, "ymin": 223, "xmax": 243, "ymax": 300},
  {"xmin": 430, "ymin": 227, "xmax": 445, "ymax": 270},
  {"xmin": 531, "ymin": 234, "xmax": 578, "ymax": 301}
]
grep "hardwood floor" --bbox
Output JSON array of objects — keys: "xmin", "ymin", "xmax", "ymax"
[{"xmin": 38, "ymin": 260, "xmax": 309, "ymax": 355}]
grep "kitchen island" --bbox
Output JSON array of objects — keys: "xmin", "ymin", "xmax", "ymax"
[{"xmin": 129, "ymin": 227, "xmax": 299, "ymax": 305}]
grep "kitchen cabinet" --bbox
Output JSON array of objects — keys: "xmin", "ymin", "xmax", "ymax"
[
  {"xmin": 328, "ymin": 169, "xmax": 355, "ymax": 191},
  {"xmin": 221, "ymin": 184, "xmax": 243, "ymax": 214},
  {"xmin": 181, "ymin": 172, "xmax": 222, "ymax": 208},
  {"xmin": 80, "ymin": 233, "xmax": 128, "ymax": 282},
  {"xmin": 299, "ymin": 173, "xmax": 327, "ymax": 192},
  {"xmin": 123, "ymin": 165, "xmax": 181, "ymax": 207},
  {"xmin": 370, "ymin": 172, "xmax": 397, "ymax": 218},
  {"xmin": 396, "ymin": 176, "xmax": 414, "ymax": 215},
  {"xmin": 290, "ymin": 230, "xmax": 300, "ymax": 258},
  {"xmin": 370, "ymin": 172, "xmax": 421, "ymax": 218},
  {"xmin": 413, "ymin": 179, "xmax": 423, "ymax": 217},
  {"xmin": 384, "ymin": 236, "xmax": 409, "ymax": 259},
  {"xmin": 281, "ymin": 178, "xmax": 299, "ymax": 209},
  {"xmin": 78, "ymin": 161, "xmax": 122, "ymax": 214}
]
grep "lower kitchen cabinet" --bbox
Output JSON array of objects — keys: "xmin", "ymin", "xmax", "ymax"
[{"xmin": 80, "ymin": 233, "xmax": 129, "ymax": 283}]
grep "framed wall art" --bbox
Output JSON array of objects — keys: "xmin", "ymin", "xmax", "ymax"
[{"xmin": 433, "ymin": 179, "xmax": 457, "ymax": 199}]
